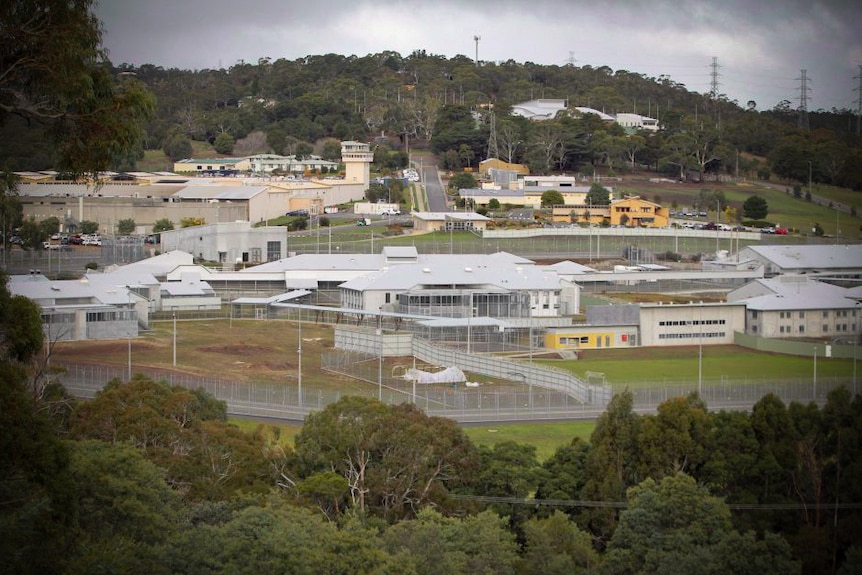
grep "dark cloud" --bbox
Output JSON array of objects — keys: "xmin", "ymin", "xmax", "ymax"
[{"xmin": 95, "ymin": 0, "xmax": 862, "ymax": 110}]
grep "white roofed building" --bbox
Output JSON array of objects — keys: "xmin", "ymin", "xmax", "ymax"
[{"xmin": 728, "ymin": 275, "xmax": 861, "ymax": 338}]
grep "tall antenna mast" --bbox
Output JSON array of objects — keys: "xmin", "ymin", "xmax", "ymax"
[
  {"xmin": 796, "ymin": 69, "xmax": 811, "ymax": 131},
  {"xmin": 709, "ymin": 56, "xmax": 721, "ymax": 100},
  {"xmin": 474, "ymin": 35, "xmax": 481, "ymax": 67}
]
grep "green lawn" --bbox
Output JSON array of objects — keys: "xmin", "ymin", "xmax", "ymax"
[
  {"xmin": 536, "ymin": 345, "xmax": 855, "ymax": 388},
  {"xmin": 463, "ymin": 421, "xmax": 594, "ymax": 461},
  {"xmin": 227, "ymin": 417, "xmax": 594, "ymax": 463}
]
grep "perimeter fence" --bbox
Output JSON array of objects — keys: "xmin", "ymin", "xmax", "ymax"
[{"xmin": 54, "ymin": 361, "xmax": 855, "ymax": 424}]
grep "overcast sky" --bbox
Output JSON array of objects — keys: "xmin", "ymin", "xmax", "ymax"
[{"xmin": 95, "ymin": 0, "xmax": 862, "ymax": 112}]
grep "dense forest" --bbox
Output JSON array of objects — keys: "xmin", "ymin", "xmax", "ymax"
[
  {"xmin": 2, "ymin": 273, "xmax": 861, "ymax": 574},
  {"xmin": 3, "ymin": 50, "xmax": 862, "ymax": 192}
]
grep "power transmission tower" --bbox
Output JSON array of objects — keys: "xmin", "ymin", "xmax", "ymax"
[
  {"xmin": 567, "ymin": 51, "xmax": 577, "ymax": 66},
  {"xmin": 796, "ymin": 69, "xmax": 811, "ymax": 131},
  {"xmin": 487, "ymin": 111, "xmax": 498, "ymax": 160},
  {"xmin": 854, "ymin": 65, "xmax": 862, "ymax": 136},
  {"xmin": 709, "ymin": 56, "xmax": 721, "ymax": 100},
  {"xmin": 474, "ymin": 35, "xmax": 481, "ymax": 67}
]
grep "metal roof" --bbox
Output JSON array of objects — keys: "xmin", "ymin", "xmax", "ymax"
[
  {"xmin": 339, "ymin": 261, "xmax": 567, "ymax": 292},
  {"xmin": 733, "ymin": 277, "xmax": 858, "ymax": 311},
  {"xmin": 171, "ymin": 185, "xmax": 268, "ymax": 200},
  {"xmin": 741, "ymin": 244, "xmax": 862, "ymax": 271}
]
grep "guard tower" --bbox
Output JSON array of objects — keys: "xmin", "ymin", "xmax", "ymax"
[{"xmin": 341, "ymin": 141, "xmax": 372, "ymax": 185}]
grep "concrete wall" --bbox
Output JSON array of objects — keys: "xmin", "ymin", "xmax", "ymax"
[
  {"xmin": 639, "ymin": 303, "xmax": 746, "ymax": 347},
  {"xmin": 22, "ymin": 196, "xmax": 247, "ymax": 235}
]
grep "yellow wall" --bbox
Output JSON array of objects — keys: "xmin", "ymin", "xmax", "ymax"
[{"xmin": 545, "ymin": 331, "xmax": 629, "ymax": 349}]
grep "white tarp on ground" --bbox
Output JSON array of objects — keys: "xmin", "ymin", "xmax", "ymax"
[{"xmin": 403, "ymin": 366, "xmax": 466, "ymax": 384}]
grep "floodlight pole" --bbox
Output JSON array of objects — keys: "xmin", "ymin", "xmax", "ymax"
[
  {"xmin": 172, "ymin": 313, "xmax": 177, "ymax": 367},
  {"xmin": 298, "ymin": 314, "xmax": 303, "ymax": 406},
  {"xmin": 378, "ymin": 309, "xmax": 383, "ymax": 401},
  {"xmin": 127, "ymin": 287, "xmax": 133, "ymax": 381}
]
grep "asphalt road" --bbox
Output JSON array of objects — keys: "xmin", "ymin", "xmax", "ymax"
[{"xmin": 422, "ymin": 165, "xmax": 449, "ymax": 212}]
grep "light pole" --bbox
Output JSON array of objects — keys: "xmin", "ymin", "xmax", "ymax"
[
  {"xmin": 377, "ymin": 308, "xmax": 383, "ymax": 401},
  {"xmin": 127, "ymin": 287, "xmax": 133, "ymax": 380},
  {"xmin": 172, "ymin": 313, "xmax": 177, "ymax": 367},
  {"xmin": 297, "ymin": 314, "xmax": 303, "ymax": 406},
  {"xmin": 697, "ymin": 303, "xmax": 703, "ymax": 397}
]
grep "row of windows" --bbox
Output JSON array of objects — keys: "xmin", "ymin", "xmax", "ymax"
[
  {"xmin": 658, "ymin": 332, "xmax": 725, "ymax": 339},
  {"xmin": 773, "ymin": 310, "xmax": 858, "ymax": 319},
  {"xmin": 658, "ymin": 319, "xmax": 726, "ymax": 326}
]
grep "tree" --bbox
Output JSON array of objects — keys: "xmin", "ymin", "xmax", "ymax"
[
  {"xmin": 213, "ymin": 132, "xmax": 235, "ymax": 154},
  {"xmin": 488, "ymin": 198, "xmax": 501, "ymax": 210},
  {"xmin": 295, "ymin": 397, "xmax": 479, "ymax": 521},
  {"xmin": 163, "ymin": 132, "xmax": 193, "ymax": 162},
  {"xmin": 541, "ymin": 189, "xmax": 565, "ymax": 207},
  {"xmin": 605, "ymin": 473, "xmax": 732, "ymax": 574},
  {"xmin": 0, "ymin": 0, "xmax": 155, "ymax": 178},
  {"xmin": 0, "ymin": 272, "xmax": 75, "ymax": 574},
  {"xmin": 742, "ymin": 195, "xmax": 769, "ymax": 220},
  {"xmin": 152, "ymin": 218, "xmax": 174, "ymax": 233},
  {"xmin": 636, "ymin": 393, "xmax": 711, "ymax": 479},
  {"xmin": 448, "ymin": 171, "xmax": 477, "ymax": 191},
  {"xmin": 0, "ymin": 173, "xmax": 23, "ymax": 241},
  {"xmin": 38, "ymin": 216, "xmax": 60, "ymax": 239},
  {"xmin": 79, "ymin": 220, "xmax": 99, "ymax": 235},
  {"xmin": 519, "ymin": 511, "xmax": 598, "ymax": 575},
  {"xmin": 117, "ymin": 218, "xmax": 136, "ymax": 235},
  {"xmin": 180, "ymin": 216, "xmax": 206, "ymax": 227},
  {"xmin": 320, "ymin": 138, "xmax": 342, "ymax": 162},
  {"xmin": 585, "ymin": 183, "xmax": 611, "ymax": 206}
]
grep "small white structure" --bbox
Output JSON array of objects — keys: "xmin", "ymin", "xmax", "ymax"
[{"xmin": 615, "ymin": 113, "xmax": 659, "ymax": 132}]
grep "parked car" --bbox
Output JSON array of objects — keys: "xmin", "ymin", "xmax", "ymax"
[{"xmin": 774, "ymin": 227, "xmax": 788, "ymax": 235}]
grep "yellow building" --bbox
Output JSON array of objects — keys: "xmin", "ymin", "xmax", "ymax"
[
  {"xmin": 551, "ymin": 196, "xmax": 669, "ymax": 227},
  {"xmin": 478, "ymin": 158, "xmax": 530, "ymax": 177},
  {"xmin": 544, "ymin": 325, "xmax": 639, "ymax": 349}
]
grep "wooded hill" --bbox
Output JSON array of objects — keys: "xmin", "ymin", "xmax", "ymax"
[{"xmin": 3, "ymin": 51, "xmax": 862, "ymax": 191}]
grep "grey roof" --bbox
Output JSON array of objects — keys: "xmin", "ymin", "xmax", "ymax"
[
  {"xmin": 232, "ymin": 289, "xmax": 312, "ymax": 305},
  {"xmin": 10, "ymin": 275, "xmax": 136, "ymax": 306},
  {"xmin": 244, "ymin": 250, "xmax": 531, "ymax": 274},
  {"xmin": 340, "ymin": 261, "xmax": 565, "ymax": 292},
  {"xmin": 742, "ymin": 244, "xmax": 862, "ymax": 271},
  {"xmin": 733, "ymin": 277, "xmax": 857, "ymax": 311},
  {"xmin": 161, "ymin": 278, "xmax": 215, "ymax": 296},
  {"xmin": 109, "ymin": 250, "xmax": 194, "ymax": 277},
  {"xmin": 544, "ymin": 260, "xmax": 597, "ymax": 274},
  {"xmin": 573, "ymin": 107, "xmax": 615, "ymax": 121}
]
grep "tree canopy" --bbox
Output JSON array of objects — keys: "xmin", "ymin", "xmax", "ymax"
[{"xmin": 0, "ymin": 0, "xmax": 155, "ymax": 177}]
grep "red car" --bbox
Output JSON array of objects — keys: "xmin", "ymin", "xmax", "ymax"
[{"xmin": 774, "ymin": 227, "xmax": 788, "ymax": 235}]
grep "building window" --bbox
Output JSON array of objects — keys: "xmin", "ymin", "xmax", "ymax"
[
  {"xmin": 824, "ymin": 324, "xmax": 829, "ymax": 332},
  {"xmin": 751, "ymin": 310, "xmax": 758, "ymax": 319},
  {"xmin": 385, "ymin": 293, "xmax": 391, "ymax": 304},
  {"xmin": 752, "ymin": 325, "xmax": 758, "ymax": 333},
  {"xmin": 823, "ymin": 311, "xmax": 829, "ymax": 318},
  {"xmin": 799, "ymin": 325, "xmax": 805, "ymax": 333},
  {"xmin": 799, "ymin": 311, "xmax": 805, "ymax": 318}
]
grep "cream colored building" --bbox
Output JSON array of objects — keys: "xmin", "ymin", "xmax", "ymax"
[{"xmin": 638, "ymin": 302, "xmax": 746, "ymax": 347}]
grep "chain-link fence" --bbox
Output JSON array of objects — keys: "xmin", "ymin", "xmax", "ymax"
[{"xmin": 55, "ymin": 360, "xmax": 854, "ymax": 424}]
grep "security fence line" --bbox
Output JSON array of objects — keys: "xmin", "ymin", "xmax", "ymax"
[{"xmin": 54, "ymin": 361, "xmax": 855, "ymax": 425}]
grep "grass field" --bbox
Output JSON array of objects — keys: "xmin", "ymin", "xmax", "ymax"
[
  {"xmin": 226, "ymin": 417, "xmax": 593, "ymax": 462},
  {"xmin": 536, "ymin": 345, "xmax": 855, "ymax": 388}
]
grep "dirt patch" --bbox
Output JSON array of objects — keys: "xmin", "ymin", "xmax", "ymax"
[{"xmin": 198, "ymin": 343, "xmax": 276, "ymax": 355}]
